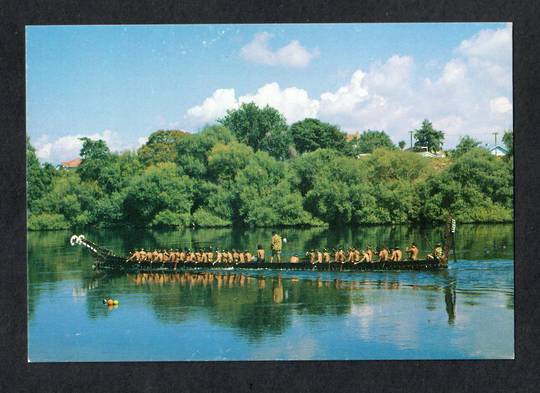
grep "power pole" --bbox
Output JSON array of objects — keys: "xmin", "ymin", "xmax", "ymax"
[
  {"xmin": 492, "ymin": 132, "xmax": 498, "ymax": 146},
  {"xmin": 409, "ymin": 131, "xmax": 414, "ymax": 149}
]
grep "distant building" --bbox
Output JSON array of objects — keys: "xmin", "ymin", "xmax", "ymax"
[
  {"xmin": 59, "ymin": 158, "xmax": 82, "ymax": 170},
  {"xmin": 488, "ymin": 145, "xmax": 508, "ymax": 157},
  {"xmin": 404, "ymin": 146, "xmax": 445, "ymax": 158},
  {"xmin": 345, "ymin": 132, "xmax": 359, "ymax": 142}
]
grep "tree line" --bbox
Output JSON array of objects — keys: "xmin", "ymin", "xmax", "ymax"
[{"xmin": 27, "ymin": 103, "xmax": 513, "ymax": 230}]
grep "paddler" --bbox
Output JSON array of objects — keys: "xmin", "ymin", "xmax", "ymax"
[
  {"xmin": 359, "ymin": 246, "xmax": 371, "ymax": 263},
  {"xmin": 406, "ymin": 243, "xmax": 419, "ymax": 260},
  {"xmin": 354, "ymin": 248, "xmax": 361, "ymax": 263},
  {"xmin": 323, "ymin": 249, "xmax": 331, "ymax": 263},
  {"xmin": 127, "ymin": 249, "xmax": 141, "ymax": 262},
  {"xmin": 347, "ymin": 247, "xmax": 355, "ymax": 263},
  {"xmin": 207, "ymin": 247, "xmax": 214, "ymax": 263},
  {"xmin": 245, "ymin": 250, "xmax": 253, "ymax": 263},
  {"xmin": 307, "ymin": 249, "xmax": 316, "ymax": 264},
  {"xmin": 378, "ymin": 246, "xmax": 389, "ymax": 262},
  {"xmin": 256, "ymin": 245, "xmax": 265, "ymax": 263},
  {"xmin": 316, "ymin": 249, "xmax": 323, "ymax": 264},
  {"xmin": 239, "ymin": 250, "xmax": 245, "ymax": 263},
  {"xmin": 391, "ymin": 247, "xmax": 402, "ymax": 261},
  {"xmin": 290, "ymin": 254, "xmax": 300, "ymax": 263},
  {"xmin": 232, "ymin": 249, "xmax": 240, "ymax": 262},
  {"xmin": 270, "ymin": 231, "xmax": 282, "ymax": 263}
]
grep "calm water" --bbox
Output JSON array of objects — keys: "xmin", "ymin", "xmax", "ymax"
[{"xmin": 28, "ymin": 224, "xmax": 514, "ymax": 361}]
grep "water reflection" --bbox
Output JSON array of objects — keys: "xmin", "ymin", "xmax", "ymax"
[
  {"xmin": 77, "ymin": 270, "xmax": 463, "ymax": 340},
  {"xmin": 28, "ymin": 225, "xmax": 514, "ymax": 360}
]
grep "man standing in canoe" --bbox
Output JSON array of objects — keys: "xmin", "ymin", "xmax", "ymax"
[{"xmin": 270, "ymin": 231, "xmax": 282, "ymax": 263}]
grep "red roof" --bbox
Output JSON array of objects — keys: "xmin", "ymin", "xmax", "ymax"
[{"xmin": 61, "ymin": 158, "xmax": 82, "ymax": 168}]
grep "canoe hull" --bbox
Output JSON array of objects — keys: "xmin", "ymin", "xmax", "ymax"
[{"xmin": 94, "ymin": 257, "xmax": 446, "ymax": 272}]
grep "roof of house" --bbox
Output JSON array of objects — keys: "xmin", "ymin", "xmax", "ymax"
[
  {"xmin": 488, "ymin": 145, "xmax": 508, "ymax": 154},
  {"xmin": 346, "ymin": 132, "xmax": 359, "ymax": 142},
  {"xmin": 61, "ymin": 158, "xmax": 82, "ymax": 168}
]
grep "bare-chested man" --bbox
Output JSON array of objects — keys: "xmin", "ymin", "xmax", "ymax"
[
  {"xmin": 256, "ymin": 245, "xmax": 265, "ymax": 263},
  {"xmin": 406, "ymin": 243, "xmax": 419, "ymax": 260},
  {"xmin": 127, "ymin": 249, "xmax": 141, "ymax": 262},
  {"xmin": 378, "ymin": 246, "xmax": 389, "ymax": 262},
  {"xmin": 323, "ymin": 249, "xmax": 331, "ymax": 263},
  {"xmin": 391, "ymin": 247, "xmax": 402, "ymax": 261},
  {"xmin": 245, "ymin": 250, "xmax": 253, "ymax": 263},
  {"xmin": 290, "ymin": 254, "xmax": 300, "ymax": 263}
]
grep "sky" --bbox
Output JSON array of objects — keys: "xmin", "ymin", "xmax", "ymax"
[{"xmin": 26, "ymin": 23, "xmax": 512, "ymax": 164}]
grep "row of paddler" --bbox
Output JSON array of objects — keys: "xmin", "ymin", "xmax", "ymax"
[{"xmin": 124, "ymin": 242, "xmax": 444, "ymax": 264}]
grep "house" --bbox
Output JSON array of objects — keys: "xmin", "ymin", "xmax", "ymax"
[
  {"xmin": 345, "ymin": 132, "xmax": 359, "ymax": 142},
  {"xmin": 405, "ymin": 146, "xmax": 445, "ymax": 158},
  {"xmin": 59, "ymin": 158, "xmax": 82, "ymax": 170},
  {"xmin": 488, "ymin": 145, "xmax": 508, "ymax": 157}
]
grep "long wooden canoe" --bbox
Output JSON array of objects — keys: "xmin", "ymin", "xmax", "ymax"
[{"xmin": 71, "ymin": 217, "xmax": 455, "ymax": 273}]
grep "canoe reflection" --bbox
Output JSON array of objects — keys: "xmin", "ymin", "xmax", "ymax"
[{"xmin": 82, "ymin": 271, "xmax": 459, "ymax": 339}]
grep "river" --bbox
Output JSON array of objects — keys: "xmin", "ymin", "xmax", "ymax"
[{"xmin": 27, "ymin": 224, "xmax": 514, "ymax": 361}]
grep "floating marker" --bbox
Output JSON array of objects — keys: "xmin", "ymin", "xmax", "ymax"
[
  {"xmin": 113, "ymin": 300, "xmax": 119, "ymax": 305},
  {"xmin": 107, "ymin": 299, "xmax": 114, "ymax": 306}
]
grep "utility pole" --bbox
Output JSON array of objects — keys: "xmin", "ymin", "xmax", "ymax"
[
  {"xmin": 492, "ymin": 132, "xmax": 498, "ymax": 146},
  {"xmin": 409, "ymin": 131, "xmax": 414, "ymax": 149}
]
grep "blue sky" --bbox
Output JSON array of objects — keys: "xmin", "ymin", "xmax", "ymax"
[{"xmin": 26, "ymin": 23, "xmax": 512, "ymax": 164}]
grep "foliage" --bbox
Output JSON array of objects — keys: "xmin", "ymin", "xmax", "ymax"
[
  {"xmin": 418, "ymin": 148, "xmax": 513, "ymax": 223},
  {"xmin": 123, "ymin": 163, "xmax": 194, "ymax": 227},
  {"xmin": 219, "ymin": 102, "xmax": 291, "ymax": 160},
  {"xmin": 502, "ymin": 130, "xmax": 513, "ymax": 157},
  {"xmin": 138, "ymin": 129, "xmax": 189, "ymax": 166},
  {"xmin": 451, "ymin": 136, "xmax": 482, "ymax": 158},
  {"xmin": 27, "ymin": 138, "xmax": 56, "ymax": 212},
  {"xmin": 192, "ymin": 208, "xmax": 232, "ymax": 227},
  {"xmin": 28, "ymin": 213, "xmax": 70, "ymax": 230},
  {"xmin": 289, "ymin": 118, "xmax": 347, "ymax": 154},
  {"xmin": 27, "ymin": 105, "xmax": 513, "ymax": 230},
  {"xmin": 413, "ymin": 119, "xmax": 445, "ymax": 152},
  {"xmin": 355, "ymin": 130, "xmax": 395, "ymax": 154},
  {"xmin": 398, "ymin": 141, "xmax": 406, "ymax": 150}
]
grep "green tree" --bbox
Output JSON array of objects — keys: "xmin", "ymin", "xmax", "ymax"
[
  {"xmin": 77, "ymin": 138, "xmax": 112, "ymax": 182},
  {"xmin": 176, "ymin": 125, "xmax": 236, "ymax": 178},
  {"xmin": 123, "ymin": 162, "xmax": 194, "ymax": 227},
  {"xmin": 452, "ymin": 135, "xmax": 482, "ymax": 158},
  {"xmin": 355, "ymin": 130, "xmax": 395, "ymax": 154},
  {"xmin": 138, "ymin": 129, "xmax": 189, "ymax": 166},
  {"xmin": 413, "ymin": 119, "xmax": 445, "ymax": 153},
  {"xmin": 219, "ymin": 102, "xmax": 291, "ymax": 160},
  {"xmin": 207, "ymin": 142, "xmax": 254, "ymax": 182},
  {"xmin": 289, "ymin": 118, "xmax": 347, "ymax": 154},
  {"xmin": 235, "ymin": 152, "xmax": 318, "ymax": 226},
  {"xmin": 27, "ymin": 137, "xmax": 56, "ymax": 212},
  {"xmin": 418, "ymin": 148, "xmax": 513, "ymax": 223},
  {"xmin": 398, "ymin": 141, "xmax": 406, "ymax": 150},
  {"xmin": 502, "ymin": 130, "xmax": 513, "ymax": 157}
]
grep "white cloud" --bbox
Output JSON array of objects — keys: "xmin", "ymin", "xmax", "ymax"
[
  {"xmin": 240, "ymin": 32, "xmax": 319, "ymax": 68},
  {"xmin": 186, "ymin": 88, "xmax": 239, "ymax": 124},
  {"xmin": 239, "ymin": 83, "xmax": 319, "ymax": 122},
  {"xmin": 186, "ymin": 82, "xmax": 319, "ymax": 125},
  {"xmin": 34, "ymin": 129, "xmax": 137, "ymax": 164},
  {"xmin": 490, "ymin": 96, "xmax": 512, "ymax": 114},
  {"xmin": 185, "ymin": 25, "xmax": 512, "ymax": 148}
]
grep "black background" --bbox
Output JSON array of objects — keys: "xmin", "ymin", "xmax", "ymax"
[{"xmin": 1, "ymin": 1, "xmax": 539, "ymax": 392}]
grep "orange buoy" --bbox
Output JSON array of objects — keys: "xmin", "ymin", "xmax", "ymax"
[{"xmin": 107, "ymin": 299, "xmax": 114, "ymax": 306}]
